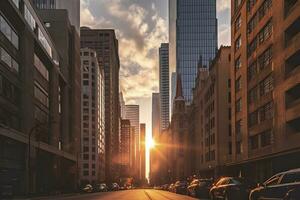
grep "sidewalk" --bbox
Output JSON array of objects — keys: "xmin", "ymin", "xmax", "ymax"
[{"xmin": 12, "ymin": 193, "xmax": 81, "ymax": 200}]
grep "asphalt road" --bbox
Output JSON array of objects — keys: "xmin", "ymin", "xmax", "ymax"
[{"xmin": 44, "ymin": 189, "xmax": 203, "ymax": 200}]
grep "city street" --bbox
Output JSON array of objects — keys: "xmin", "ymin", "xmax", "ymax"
[{"xmin": 42, "ymin": 190, "xmax": 201, "ymax": 200}]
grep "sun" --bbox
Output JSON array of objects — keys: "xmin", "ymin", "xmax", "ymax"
[{"xmin": 147, "ymin": 137, "xmax": 156, "ymax": 149}]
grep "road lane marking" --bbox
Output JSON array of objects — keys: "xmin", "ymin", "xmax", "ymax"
[{"xmin": 144, "ymin": 190, "xmax": 154, "ymax": 200}]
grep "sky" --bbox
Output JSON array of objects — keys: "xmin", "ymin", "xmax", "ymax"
[{"xmin": 80, "ymin": 0, "xmax": 231, "ymax": 179}]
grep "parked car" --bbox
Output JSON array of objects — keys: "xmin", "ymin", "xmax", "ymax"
[
  {"xmin": 110, "ymin": 183, "xmax": 120, "ymax": 191},
  {"xmin": 210, "ymin": 177, "xmax": 255, "ymax": 200},
  {"xmin": 162, "ymin": 184, "xmax": 170, "ymax": 191},
  {"xmin": 187, "ymin": 179, "xmax": 213, "ymax": 198},
  {"xmin": 284, "ymin": 187, "xmax": 300, "ymax": 200},
  {"xmin": 82, "ymin": 184, "xmax": 93, "ymax": 193},
  {"xmin": 174, "ymin": 180, "xmax": 188, "ymax": 194},
  {"xmin": 168, "ymin": 183, "xmax": 175, "ymax": 192},
  {"xmin": 94, "ymin": 183, "xmax": 108, "ymax": 192},
  {"xmin": 250, "ymin": 168, "xmax": 300, "ymax": 200}
]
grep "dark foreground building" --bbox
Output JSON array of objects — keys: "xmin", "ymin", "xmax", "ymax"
[
  {"xmin": 0, "ymin": 0, "xmax": 81, "ymax": 196},
  {"xmin": 80, "ymin": 27, "xmax": 120, "ymax": 183}
]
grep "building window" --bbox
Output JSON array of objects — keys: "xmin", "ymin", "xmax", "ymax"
[
  {"xmin": 285, "ymin": 17, "xmax": 300, "ymax": 47},
  {"xmin": 83, "ymin": 154, "xmax": 89, "ymax": 160},
  {"xmin": 285, "ymin": 0, "xmax": 298, "ymax": 16},
  {"xmin": 260, "ymin": 75, "xmax": 274, "ymax": 96},
  {"xmin": 0, "ymin": 15, "xmax": 19, "ymax": 49},
  {"xmin": 250, "ymin": 135, "xmax": 259, "ymax": 150},
  {"xmin": 83, "ymin": 146, "xmax": 89, "ymax": 152},
  {"xmin": 24, "ymin": 4, "xmax": 36, "ymax": 31},
  {"xmin": 235, "ymin": 36, "xmax": 242, "ymax": 51},
  {"xmin": 83, "ymin": 171, "xmax": 89, "ymax": 176},
  {"xmin": 0, "ymin": 47, "xmax": 19, "ymax": 73},
  {"xmin": 38, "ymin": 28, "xmax": 52, "ymax": 58},
  {"xmin": 0, "ymin": 74, "xmax": 19, "ymax": 105},
  {"xmin": 235, "ymin": 15, "xmax": 242, "ymax": 32},
  {"xmin": 235, "ymin": 77, "xmax": 242, "ymax": 92},
  {"xmin": 249, "ymin": 111, "xmax": 258, "ymax": 127},
  {"xmin": 34, "ymin": 54, "xmax": 49, "ymax": 80},
  {"xmin": 235, "ymin": 57, "xmax": 242, "ymax": 70},
  {"xmin": 236, "ymin": 98, "xmax": 242, "ymax": 113},
  {"xmin": 34, "ymin": 81, "xmax": 49, "ymax": 108},
  {"xmin": 236, "ymin": 120, "xmax": 242, "ymax": 135},
  {"xmin": 247, "ymin": 0, "xmax": 272, "ymax": 34},
  {"xmin": 258, "ymin": 46, "xmax": 272, "ymax": 70},
  {"xmin": 12, "ymin": 0, "xmax": 20, "ymax": 8},
  {"xmin": 248, "ymin": 61, "xmax": 258, "ymax": 81},
  {"xmin": 247, "ymin": 0, "xmax": 257, "ymax": 12},
  {"xmin": 261, "ymin": 130, "xmax": 272, "ymax": 147},
  {"xmin": 249, "ymin": 86, "xmax": 258, "ymax": 104},
  {"xmin": 83, "ymin": 163, "xmax": 88, "ymax": 168},
  {"xmin": 235, "ymin": 0, "xmax": 242, "ymax": 10},
  {"xmin": 259, "ymin": 101, "xmax": 273, "ymax": 122}
]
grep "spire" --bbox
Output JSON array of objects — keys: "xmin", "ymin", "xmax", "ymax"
[{"xmin": 175, "ymin": 73, "xmax": 183, "ymax": 99}]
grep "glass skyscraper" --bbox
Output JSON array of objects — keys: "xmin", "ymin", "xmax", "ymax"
[{"xmin": 169, "ymin": 0, "xmax": 218, "ymax": 103}]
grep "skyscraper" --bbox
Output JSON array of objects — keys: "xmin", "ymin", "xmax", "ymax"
[
  {"xmin": 80, "ymin": 48, "xmax": 105, "ymax": 184},
  {"xmin": 159, "ymin": 43, "xmax": 170, "ymax": 131},
  {"xmin": 140, "ymin": 123, "xmax": 146, "ymax": 180},
  {"xmin": 169, "ymin": 0, "xmax": 218, "ymax": 103},
  {"xmin": 33, "ymin": 0, "xmax": 80, "ymax": 34},
  {"xmin": 80, "ymin": 27, "xmax": 120, "ymax": 182},
  {"xmin": 171, "ymin": 72, "xmax": 177, "ymax": 114},
  {"xmin": 120, "ymin": 119, "xmax": 131, "ymax": 177},
  {"xmin": 124, "ymin": 105, "xmax": 140, "ymax": 178},
  {"xmin": 152, "ymin": 93, "xmax": 160, "ymax": 138},
  {"xmin": 119, "ymin": 92, "xmax": 126, "ymax": 119}
]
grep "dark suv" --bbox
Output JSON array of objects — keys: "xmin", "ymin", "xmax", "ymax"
[{"xmin": 250, "ymin": 168, "xmax": 300, "ymax": 200}]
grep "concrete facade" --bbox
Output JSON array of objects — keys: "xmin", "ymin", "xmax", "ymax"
[
  {"xmin": 0, "ymin": 0, "xmax": 81, "ymax": 195},
  {"xmin": 80, "ymin": 48, "xmax": 105, "ymax": 185}
]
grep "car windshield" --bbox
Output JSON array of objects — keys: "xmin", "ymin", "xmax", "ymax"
[{"xmin": 281, "ymin": 172, "xmax": 300, "ymax": 184}]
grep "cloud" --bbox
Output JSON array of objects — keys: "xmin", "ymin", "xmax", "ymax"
[
  {"xmin": 80, "ymin": 0, "xmax": 168, "ymax": 104},
  {"xmin": 80, "ymin": 0, "xmax": 231, "ymax": 102},
  {"xmin": 217, "ymin": 0, "xmax": 231, "ymax": 12}
]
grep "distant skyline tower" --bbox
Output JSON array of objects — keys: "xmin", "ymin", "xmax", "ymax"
[
  {"xmin": 120, "ymin": 119, "xmax": 131, "ymax": 177},
  {"xmin": 169, "ymin": 0, "xmax": 218, "ymax": 103},
  {"xmin": 159, "ymin": 43, "xmax": 170, "ymax": 131},
  {"xmin": 33, "ymin": 0, "xmax": 80, "ymax": 34},
  {"xmin": 125, "ymin": 105, "xmax": 140, "ymax": 178},
  {"xmin": 140, "ymin": 123, "xmax": 146, "ymax": 180},
  {"xmin": 152, "ymin": 93, "xmax": 160, "ymax": 138}
]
